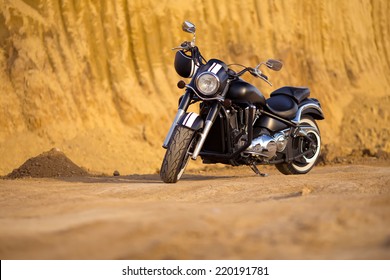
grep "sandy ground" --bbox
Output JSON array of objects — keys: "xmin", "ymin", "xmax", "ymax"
[{"xmin": 0, "ymin": 162, "xmax": 389, "ymax": 260}]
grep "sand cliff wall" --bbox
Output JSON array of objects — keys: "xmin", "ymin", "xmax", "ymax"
[{"xmin": 0, "ymin": 0, "xmax": 389, "ymax": 175}]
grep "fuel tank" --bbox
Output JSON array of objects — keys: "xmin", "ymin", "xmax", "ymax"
[{"xmin": 226, "ymin": 79, "xmax": 266, "ymax": 107}]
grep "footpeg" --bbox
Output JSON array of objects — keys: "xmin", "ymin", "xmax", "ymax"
[{"xmin": 250, "ymin": 164, "xmax": 268, "ymax": 177}]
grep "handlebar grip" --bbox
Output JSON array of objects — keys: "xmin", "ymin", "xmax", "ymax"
[{"xmin": 260, "ymin": 73, "xmax": 268, "ymax": 80}]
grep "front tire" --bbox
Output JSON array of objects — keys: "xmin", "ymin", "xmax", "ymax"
[
  {"xmin": 276, "ymin": 116, "xmax": 321, "ymax": 175},
  {"xmin": 160, "ymin": 126, "xmax": 196, "ymax": 183}
]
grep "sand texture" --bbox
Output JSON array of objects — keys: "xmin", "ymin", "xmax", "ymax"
[
  {"xmin": 0, "ymin": 0, "xmax": 389, "ymax": 175},
  {"xmin": 1, "ymin": 162, "xmax": 389, "ymax": 259}
]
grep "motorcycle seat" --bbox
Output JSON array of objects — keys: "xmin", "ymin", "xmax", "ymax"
[
  {"xmin": 266, "ymin": 94, "xmax": 298, "ymax": 119},
  {"xmin": 270, "ymin": 86, "xmax": 310, "ymax": 104}
]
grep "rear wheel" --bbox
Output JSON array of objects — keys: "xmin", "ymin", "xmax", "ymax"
[
  {"xmin": 276, "ymin": 116, "xmax": 321, "ymax": 175},
  {"xmin": 160, "ymin": 126, "xmax": 196, "ymax": 183}
]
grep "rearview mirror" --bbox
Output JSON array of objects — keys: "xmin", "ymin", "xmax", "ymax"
[
  {"xmin": 182, "ymin": 21, "xmax": 196, "ymax": 34},
  {"xmin": 266, "ymin": 59, "xmax": 283, "ymax": 71}
]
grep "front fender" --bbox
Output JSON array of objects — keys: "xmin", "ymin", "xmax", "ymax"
[{"xmin": 178, "ymin": 112, "xmax": 204, "ymax": 131}]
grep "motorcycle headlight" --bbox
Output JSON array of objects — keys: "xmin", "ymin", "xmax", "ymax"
[{"xmin": 196, "ymin": 72, "xmax": 220, "ymax": 96}]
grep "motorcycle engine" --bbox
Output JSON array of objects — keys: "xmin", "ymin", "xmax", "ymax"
[{"xmin": 244, "ymin": 131, "xmax": 288, "ymax": 159}]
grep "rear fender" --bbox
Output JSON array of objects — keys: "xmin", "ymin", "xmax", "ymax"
[{"xmin": 292, "ymin": 100, "xmax": 324, "ymax": 123}]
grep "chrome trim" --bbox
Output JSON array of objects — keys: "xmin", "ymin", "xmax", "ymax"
[
  {"xmin": 274, "ymin": 129, "xmax": 290, "ymax": 152},
  {"xmin": 162, "ymin": 108, "xmax": 185, "ymax": 148},
  {"xmin": 185, "ymin": 85, "xmax": 224, "ymax": 101},
  {"xmin": 244, "ymin": 134, "xmax": 277, "ymax": 158},
  {"xmin": 292, "ymin": 103, "xmax": 323, "ymax": 124},
  {"xmin": 191, "ymin": 120, "xmax": 213, "ymax": 160},
  {"xmin": 295, "ymin": 126, "xmax": 320, "ymax": 137}
]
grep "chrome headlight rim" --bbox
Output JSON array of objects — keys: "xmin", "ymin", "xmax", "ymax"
[{"xmin": 195, "ymin": 72, "xmax": 220, "ymax": 96}]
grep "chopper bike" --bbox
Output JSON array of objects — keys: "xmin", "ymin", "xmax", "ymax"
[{"xmin": 160, "ymin": 21, "xmax": 324, "ymax": 183}]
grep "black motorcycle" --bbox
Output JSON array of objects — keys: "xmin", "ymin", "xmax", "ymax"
[{"xmin": 160, "ymin": 21, "xmax": 324, "ymax": 183}]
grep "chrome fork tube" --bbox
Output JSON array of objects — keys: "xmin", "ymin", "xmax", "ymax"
[
  {"xmin": 191, "ymin": 103, "xmax": 220, "ymax": 160},
  {"xmin": 162, "ymin": 91, "xmax": 191, "ymax": 148}
]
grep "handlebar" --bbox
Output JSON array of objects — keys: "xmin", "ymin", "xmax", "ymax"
[
  {"xmin": 231, "ymin": 66, "xmax": 273, "ymax": 86},
  {"xmin": 257, "ymin": 70, "xmax": 272, "ymax": 86},
  {"xmin": 260, "ymin": 73, "xmax": 268, "ymax": 80},
  {"xmin": 172, "ymin": 39, "xmax": 273, "ymax": 86}
]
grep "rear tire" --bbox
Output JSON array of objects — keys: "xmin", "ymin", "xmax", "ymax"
[
  {"xmin": 160, "ymin": 126, "xmax": 196, "ymax": 183},
  {"xmin": 276, "ymin": 116, "xmax": 321, "ymax": 175}
]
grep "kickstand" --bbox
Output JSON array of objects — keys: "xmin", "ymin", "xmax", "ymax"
[{"xmin": 250, "ymin": 164, "xmax": 268, "ymax": 177}]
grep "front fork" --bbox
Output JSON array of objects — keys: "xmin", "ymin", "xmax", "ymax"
[
  {"xmin": 162, "ymin": 91, "xmax": 192, "ymax": 148},
  {"xmin": 162, "ymin": 90, "xmax": 221, "ymax": 160},
  {"xmin": 191, "ymin": 102, "xmax": 220, "ymax": 160}
]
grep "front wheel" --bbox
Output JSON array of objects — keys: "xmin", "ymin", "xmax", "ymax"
[
  {"xmin": 276, "ymin": 116, "xmax": 321, "ymax": 175},
  {"xmin": 160, "ymin": 126, "xmax": 196, "ymax": 183}
]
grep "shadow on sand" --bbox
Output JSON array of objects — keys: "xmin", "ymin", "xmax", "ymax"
[{"xmin": 56, "ymin": 173, "xmax": 244, "ymax": 184}]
